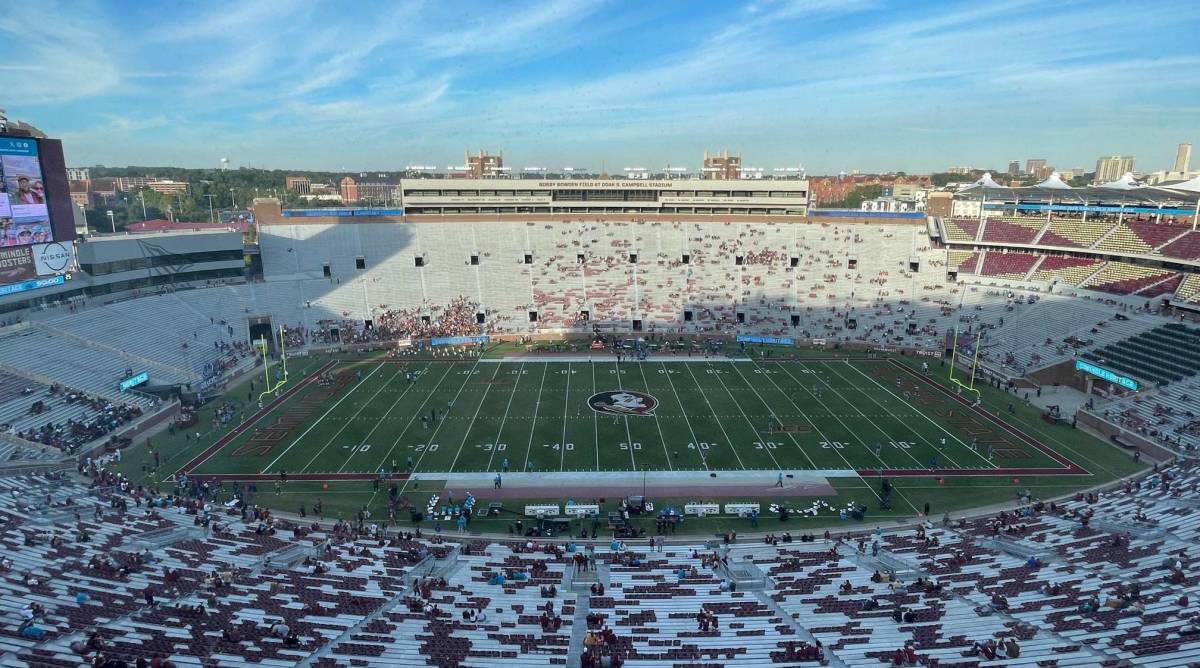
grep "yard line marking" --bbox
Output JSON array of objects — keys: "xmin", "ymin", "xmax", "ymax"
[
  {"xmin": 728, "ymin": 362, "xmax": 816, "ymax": 469},
  {"xmin": 372, "ymin": 362, "xmax": 456, "ymax": 473},
  {"xmin": 559, "ymin": 362, "xmax": 572, "ymax": 471},
  {"xmin": 522, "ymin": 364, "xmax": 549, "ymax": 473},
  {"xmin": 797, "ymin": 360, "xmax": 927, "ymax": 469},
  {"xmin": 335, "ymin": 363, "xmax": 429, "ymax": 473},
  {"xmin": 297, "ymin": 363, "xmax": 407, "ymax": 474},
  {"xmin": 762, "ymin": 361, "xmax": 907, "ymax": 510},
  {"xmin": 486, "ymin": 362, "xmax": 525, "ymax": 472},
  {"xmin": 447, "ymin": 363, "xmax": 503, "ymax": 473},
  {"xmin": 830, "ymin": 361, "xmax": 992, "ymax": 469},
  {"xmin": 637, "ymin": 363, "xmax": 673, "ymax": 471},
  {"xmin": 659, "ymin": 362, "xmax": 708, "ymax": 470},
  {"xmin": 754, "ymin": 361, "xmax": 874, "ymax": 472},
  {"xmin": 261, "ymin": 362, "xmax": 389, "ymax": 474},
  {"xmin": 706, "ymin": 361, "xmax": 782, "ymax": 470},
  {"xmin": 397, "ymin": 358, "xmax": 483, "ymax": 496},
  {"xmin": 771, "ymin": 362, "xmax": 894, "ymax": 470},
  {"xmin": 681, "ymin": 363, "xmax": 745, "ymax": 470},
  {"xmin": 614, "ymin": 361, "xmax": 638, "ymax": 471},
  {"xmin": 591, "ymin": 362, "xmax": 600, "ymax": 471}
]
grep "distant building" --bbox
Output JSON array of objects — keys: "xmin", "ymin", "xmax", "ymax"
[
  {"xmin": 338, "ymin": 175, "xmax": 398, "ymax": 203},
  {"xmin": 339, "ymin": 176, "xmax": 359, "ymax": 202},
  {"xmin": 1174, "ymin": 143, "xmax": 1192, "ymax": 173},
  {"xmin": 702, "ymin": 150, "xmax": 741, "ymax": 180},
  {"xmin": 1094, "ymin": 155, "xmax": 1135, "ymax": 183},
  {"xmin": 926, "ymin": 191, "xmax": 953, "ymax": 218},
  {"xmin": 91, "ymin": 177, "xmax": 118, "ymax": 202},
  {"xmin": 1007, "ymin": 160, "xmax": 1020, "ymax": 176},
  {"xmin": 115, "ymin": 176, "xmax": 156, "ymax": 191},
  {"xmin": 466, "ymin": 150, "xmax": 504, "ymax": 178},
  {"xmin": 285, "ymin": 175, "xmax": 311, "ymax": 195},
  {"xmin": 69, "ymin": 180, "xmax": 92, "ymax": 207},
  {"xmin": 66, "ymin": 167, "xmax": 90, "ymax": 181},
  {"xmin": 146, "ymin": 180, "xmax": 189, "ymax": 195},
  {"xmin": 1025, "ymin": 159, "xmax": 1047, "ymax": 176}
]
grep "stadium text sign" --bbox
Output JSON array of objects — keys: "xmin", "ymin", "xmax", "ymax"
[
  {"xmin": 1074, "ymin": 360, "xmax": 1138, "ymax": 391},
  {"xmin": 430, "ymin": 335, "xmax": 489, "ymax": 347},
  {"xmin": 0, "ymin": 274, "xmax": 64, "ymax": 297},
  {"xmin": 737, "ymin": 335, "xmax": 795, "ymax": 346},
  {"xmin": 119, "ymin": 371, "xmax": 149, "ymax": 391}
]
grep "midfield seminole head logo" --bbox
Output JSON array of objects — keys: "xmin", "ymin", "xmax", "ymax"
[{"xmin": 588, "ymin": 390, "xmax": 658, "ymax": 416}]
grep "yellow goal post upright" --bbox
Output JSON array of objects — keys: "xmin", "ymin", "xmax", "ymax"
[
  {"xmin": 947, "ymin": 325, "xmax": 982, "ymax": 401},
  {"xmin": 257, "ymin": 324, "xmax": 290, "ymax": 402}
]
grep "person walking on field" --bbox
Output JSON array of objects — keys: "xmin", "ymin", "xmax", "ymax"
[{"xmin": 777, "ymin": 472, "xmax": 784, "ymax": 487}]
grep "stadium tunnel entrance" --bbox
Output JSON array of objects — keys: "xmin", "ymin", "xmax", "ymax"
[{"xmin": 248, "ymin": 317, "xmax": 276, "ymax": 356}]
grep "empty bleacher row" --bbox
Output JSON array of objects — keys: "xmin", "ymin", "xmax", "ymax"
[
  {"xmin": 1082, "ymin": 324, "xmax": 1200, "ymax": 386},
  {"xmin": 4, "ymin": 460, "xmax": 1200, "ymax": 666},
  {"xmin": 950, "ymin": 216, "xmax": 1200, "ymax": 261}
]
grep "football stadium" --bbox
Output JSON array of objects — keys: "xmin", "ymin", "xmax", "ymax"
[
  {"xmin": 12, "ymin": 0, "xmax": 1200, "ymax": 658},
  {"xmin": 0, "ymin": 134, "xmax": 1195, "ymax": 668}
]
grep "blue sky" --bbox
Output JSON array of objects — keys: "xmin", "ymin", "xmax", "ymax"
[{"xmin": 2, "ymin": 0, "xmax": 1198, "ymax": 174}]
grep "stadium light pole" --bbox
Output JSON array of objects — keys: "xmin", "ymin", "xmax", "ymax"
[
  {"xmin": 204, "ymin": 194, "xmax": 216, "ymax": 224},
  {"xmin": 138, "ymin": 191, "xmax": 147, "ymax": 220},
  {"xmin": 230, "ymin": 189, "xmax": 237, "ymax": 209},
  {"xmin": 105, "ymin": 210, "xmax": 115, "ymax": 233}
]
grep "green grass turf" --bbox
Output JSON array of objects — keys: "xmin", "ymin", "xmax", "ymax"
[{"xmin": 110, "ymin": 348, "xmax": 1149, "ymax": 531}]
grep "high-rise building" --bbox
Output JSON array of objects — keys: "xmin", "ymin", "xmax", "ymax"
[
  {"xmin": 1007, "ymin": 161, "xmax": 1020, "ymax": 176},
  {"xmin": 702, "ymin": 150, "xmax": 742, "ymax": 180},
  {"xmin": 466, "ymin": 150, "xmax": 504, "ymax": 178},
  {"xmin": 1094, "ymin": 156, "xmax": 1136, "ymax": 183},
  {"xmin": 1174, "ymin": 143, "xmax": 1192, "ymax": 173},
  {"xmin": 1025, "ymin": 159, "xmax": 1046, "ymax": 176}
]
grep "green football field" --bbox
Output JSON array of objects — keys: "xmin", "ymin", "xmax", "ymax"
[
  {"xmin": 187, "ymin": 356, "xmax": 1073, "ymax": 477},
  {"xmin": 108, "ymin": 348, "xmax": 1148, "ymax": 530}
]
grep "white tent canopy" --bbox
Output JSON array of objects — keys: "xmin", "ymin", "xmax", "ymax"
[
  {"xmin": 1036, "ymin": 171, "xmax": 1072, "ymax": 189},
  {"xmin": 1162, "ymin": 174, "xmax": 1200, "ymax": 193},
  {"xmin": 1098, "ymin": 172, "xmax": 1143, "ymax": 190},
  {"xmin": 971, "ymin": 172, "xmax": 1002, "ymax": 188}
]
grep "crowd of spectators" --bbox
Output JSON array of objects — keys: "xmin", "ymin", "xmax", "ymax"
[
  {"xmin": 281, "ymin": 297, "xmax": 483, "ymax": 348},
  {"xmin": 15, "ymin": 386, "xmax": 144, "ymax": 451}
]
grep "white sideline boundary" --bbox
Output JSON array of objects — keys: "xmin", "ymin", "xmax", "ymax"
[{"xmin": 479, "ymin": 355, "xmax": 753, "ymax": 363}]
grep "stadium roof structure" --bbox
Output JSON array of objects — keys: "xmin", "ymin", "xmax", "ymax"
[{"xmin": 957, "ymin": 171, "xmax": 1200, "ymax": 207}]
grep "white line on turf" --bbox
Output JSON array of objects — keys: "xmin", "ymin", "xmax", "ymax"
[
  {"xmin": 637, "ymin": 362, "xmax": 673, "ymax": 471},
  {"xmin": 370, "ymin": 362, "xmax": 456, "ymax": 474},
  {"xmin": 829, "ymin": 361, "xmax": 990, "ymax": 468},
  {"xmin": 486, "ymin": 362, "xmax": 524, "ymax": 472},
  {"xmin": 771, "ymin": 362, "xmax": 895, "ymax": 471},
  {"xmin": 706, "ymin": 361, "xmax": 782, "ymax": 470},
  {"xmin": 591, "ymin": 362, "xmax": 600, "ymax": 471},
  {"xmin": 396, "ymin": 358, "xmax": 483, "ymax": 497},
  {"xmin": 522, "ymin": 364, "xmax": 549, "ymax": 473},
  {"xmin": 658, "ymin": 362, "xmax": 709, "ymax": 471},
  {"xmin": 613, "ymin": 361, "xmax": 638, "ymax": 471},
  {"xmin": 681, "ymin": 363, "xmax": 746, "ymax": 470},
  {"xmin": 753, "ymin": 361, "xmax": 878, "ymax": 476},
  {"xmin": 295, "ymin": 364, "xmax": 407, "ymax": 473},
  {"xmin": 727, "ymin": 362, "xmax": 817, "ymax": 469},
  {"xmin": 447, "ymin": 363, "xmax": 503, "ymax": 473},
  {"xmin": 560, "ymin": 362, "xmax": 571, "ymax": 471},
  {"xmin": 335, "ymin": 363, "xmax": 429, "ymax": 473},
  {"xmin": 796, "ymin": 360, "xmax": 928, "ymax": 469},
  {"xmin": 261, "ymin": 362, "xmax": 388, "ymax": 474}
]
